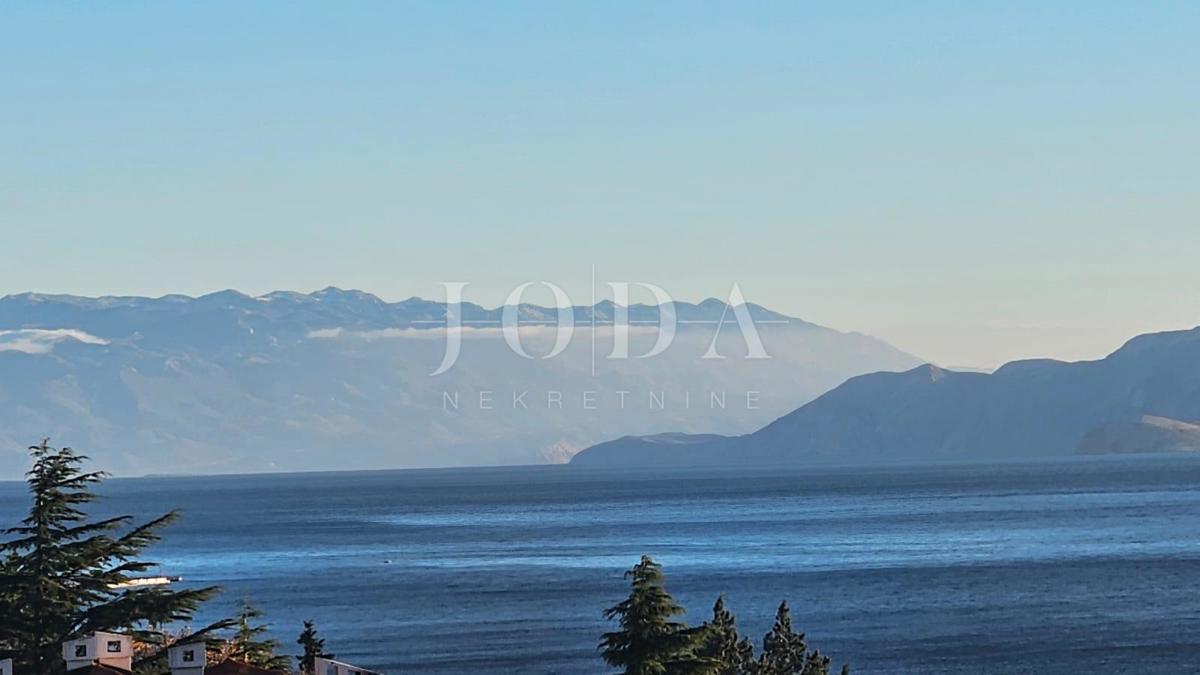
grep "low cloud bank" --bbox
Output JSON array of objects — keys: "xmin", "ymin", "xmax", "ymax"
[{"xmin": 0, "ymin": 329, "xmax": 110, "ymax": 354}]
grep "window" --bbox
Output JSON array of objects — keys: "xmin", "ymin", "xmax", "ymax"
[
  {"xmin": 183, "ymin": 650, "xmax": 196, "ymax": 663},
  {"xmin": 75, "ymin": 645, "xmax": 88, "ymax": 658},
  {"xmin": 107, "ymin": 640, "xmax": 123, "ymax": 653}
]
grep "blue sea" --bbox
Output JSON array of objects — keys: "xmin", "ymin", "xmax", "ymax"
[{"xmin": 3, "ymin": 455, "xmax": 1200, "ymax": 674}]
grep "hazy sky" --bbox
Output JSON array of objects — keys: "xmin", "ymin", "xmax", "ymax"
[{"xmin": 2, "ymin": 2, "xmax": 1197, "ymax": 368}]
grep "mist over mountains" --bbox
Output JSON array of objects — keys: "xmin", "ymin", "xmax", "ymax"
[
  {"xmin": 572, "ymin": 326, "xmax": 1200, "ymax": 467},
  {"xmin": 0, "ymin": 288, "xmax": 921, "ymax": 478}
]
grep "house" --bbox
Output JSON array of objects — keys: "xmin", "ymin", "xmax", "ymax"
[
  {"xmin": 58, "ymin": 634, "xmax": 383, "ymax": 675},
  {"xmin": 167, "ymin": 643, "xmax": 289, "ymax": 675},
  {"xmin": 167, "ymin": 642, "xmax": 206, "ymax": 675},
  {"xmin": 168, "ymin": 642, "xmax": 384, "ymax": 675},
  {"xmin": 62, "ymin": 632, "xmax": 133, "ymax": 675}
]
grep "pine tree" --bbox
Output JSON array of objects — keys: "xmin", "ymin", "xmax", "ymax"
[
  {"xmin": 756, "ymin": 602, "xmax": 831, "ymax": 675},
  {"xmin": 0, "ymin": 441, "xmax": 224, "ymax": 675},
  {"xmin": 600, "ymin": 556, "xmax": 717, "ymax": 675},
  {"xmin": 223, "ymin": 600, "xmax": 290, "ymax": 671},
  {"xmin": 296, "ymin": 620, "xmax": 333, "ymax": 674},
  {"xmin": 801, "ymin": 650, "xmax": 831, "ymax": 675},
  {"xmin": 697, "ymin": 596, "xmax": 754, "ymax": 675}
]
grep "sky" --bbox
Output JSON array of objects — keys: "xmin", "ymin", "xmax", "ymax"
[{"xmin": 1, "ymin": 2, "xmax": 1197, "ymax": 369}]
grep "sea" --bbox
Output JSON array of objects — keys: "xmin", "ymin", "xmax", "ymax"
[{"xmin": 2, "ymin": 454, "xmax": 1199, "ymax": 674}]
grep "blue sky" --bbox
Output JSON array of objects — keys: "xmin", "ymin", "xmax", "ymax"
[{"xmin": 1, "ymin": 2, "xmax": 1197, "ymax": 367}]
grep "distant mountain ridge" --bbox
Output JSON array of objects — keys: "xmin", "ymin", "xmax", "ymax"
[
  {"xmin": 0, "ymin": 287, "xmax": 800, "ymax": 333},
  {"xmin": 0, "ymin": 288, "xmax": 921, "ymax": 478},
  {"xmin": 571, "ymin": 326, "xmax": 1200, "ymax": 467}
]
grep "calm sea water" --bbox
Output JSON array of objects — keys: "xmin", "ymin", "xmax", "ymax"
[{"xmin": 2, "ymin": 455, "xmax": 1199, "ymax": 673}]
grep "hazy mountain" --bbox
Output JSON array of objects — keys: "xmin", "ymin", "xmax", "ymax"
[
  {"xmin": 571, "ymin": 326, "xmax": 1200, "ymax": 467},
  {"xmin": 0, "ymin": 288, "xmax": 921, "ymax": 477}
]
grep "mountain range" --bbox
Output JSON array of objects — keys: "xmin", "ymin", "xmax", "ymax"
[
  {"xmin": 571, "ymin": 325, "xmax": 1200, "ymax": 467},
  {"xmin": 0, "ymin": 289, "xmax": 921, "ymax": 478}
]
